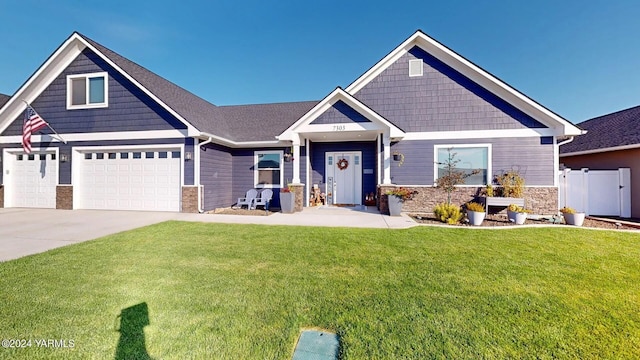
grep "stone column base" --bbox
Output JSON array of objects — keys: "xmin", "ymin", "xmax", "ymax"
[
  {"xmin": 288, "ymin": 184, "xmax": 305, "ymax": 212},
  {"xmin": 56, "ymin": 185, "xmax": 73, "ymax": 209},
  {"xmin": 181, "ymin": 186, "xmax": 200, "ymax": 213},
  {"xmin": 0, "ymin": 185, "xmax": 4, "ymax": 208}
]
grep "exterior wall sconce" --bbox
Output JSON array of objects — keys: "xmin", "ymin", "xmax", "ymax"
[
  {"xmin": 184, "ymin": 151, "xmax": 193, "ymax": 161},
  {"xmin": 392, "ymin": 151, "xmax": 404, "ymax": 166},
  {"xmin": 60, "ymin": 153, "xmax": 69, "ymax": 162}
]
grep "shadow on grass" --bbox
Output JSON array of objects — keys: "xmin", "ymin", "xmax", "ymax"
[{"xmin": 114, "ymin": 302, "xmax": 153, "ymax": 360}]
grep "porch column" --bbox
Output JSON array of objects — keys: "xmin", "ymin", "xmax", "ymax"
[
  {"xmin": 383, "ymin": 132, "xmax": 392, "ymax": 184},
  {"xmin": 292, "ymin": 137, "xmax": 301, "ymax": 184}
]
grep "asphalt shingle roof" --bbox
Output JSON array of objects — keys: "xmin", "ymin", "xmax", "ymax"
[
  {"xmin": 560, "ymin": 105, "xmax": 640, "ymax": 154},
  {"xmin": 80, "ymin": 33, "xmax": 316, "ymax": 142}
]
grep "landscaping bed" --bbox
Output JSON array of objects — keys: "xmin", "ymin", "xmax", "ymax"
[
  {"xmin": 410, "ymin": 213, "xmax": 640, "ymax": 231},
  {"xmin": 209, "ymin": 207, "xmax": 276, "ymax": 216}
]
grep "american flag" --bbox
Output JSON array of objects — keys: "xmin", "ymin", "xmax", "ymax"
[{"xmin": 22, "ymin": 105, "xmax": 48, "ymax": 154}]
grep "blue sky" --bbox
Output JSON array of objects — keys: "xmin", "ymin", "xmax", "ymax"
[{"xmin": 1, "ymin": 1, "xmax": 639, "ymax": 123}]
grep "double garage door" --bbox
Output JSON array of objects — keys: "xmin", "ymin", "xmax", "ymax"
[
  {"xmin": 76, "ymin": 148, "xmax": 182, "ymax": 212},
  {"xmin": 3, "ymin": 147, "xmax": 181, "ymax": 212}
]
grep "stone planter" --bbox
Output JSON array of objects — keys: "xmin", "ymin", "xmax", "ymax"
[
  {"xmin": 467, "ymin": 210, "xmax": 486, "ymax": 226},
  {"xmin": 279, "ymin": 192, "xmax": 295, "ymax": 214},
  {"xmin": 507, "ymin": 210, "xmax": 527, "ymax": 225},
  {"xmin": 388, "ymin": 195, "xmax": 403, "ymax": 216},
  {"xmin": 563, "ymin": 212, "xmax": 585, "ymax": 226}
]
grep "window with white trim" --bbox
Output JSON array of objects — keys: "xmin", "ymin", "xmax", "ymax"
[
  {"xmin": 67, "ymin": 72, "xmax": 108, "ymax": 109},
  {"xmin": 435, "ymin": 145, "xmax": 491, "ymax": 186},
  {"xmin": 255, "ymin": 150, "xmax": 283, "ymax": 188}
]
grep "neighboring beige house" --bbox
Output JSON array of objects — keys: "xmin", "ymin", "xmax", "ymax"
[{"xmin": 560, "ymin": 105, "xmax": 640, "ymax": 218}]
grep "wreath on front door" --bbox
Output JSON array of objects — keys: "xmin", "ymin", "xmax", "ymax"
[{"xmin": 337, "ymin": 158, "xmax": 349, "ymax": 170}]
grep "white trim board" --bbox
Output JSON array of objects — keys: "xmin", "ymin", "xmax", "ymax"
[
  {"xmin": 0, "ymin": 129, "xmax": 188, "ymax": 144},
  {"xmin": 402, "ymin": 128, "xmax": 556, "ymax": 141}
]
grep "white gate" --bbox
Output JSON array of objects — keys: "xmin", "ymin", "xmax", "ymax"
[{"xmin": 559, "ymin": 168, "xmax": 631, "ymax": 217}]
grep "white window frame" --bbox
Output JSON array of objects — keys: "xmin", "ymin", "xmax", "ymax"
[
  {"xmin": 254, "ymin": 150, "xmax": 284, "ymax": 188},
  {"xmin": 433, "ymin": 144, "xmax": 492, "ymax": 186},
  {"xmin": 66, "ymin": 72, "xmax": 109, "ymax": 110},
  {"xmin": 409, "ymin": 59, "xmax": 423, "ymax": 77}
]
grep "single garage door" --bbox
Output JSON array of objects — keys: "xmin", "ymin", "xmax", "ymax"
[
  {"xmin": 4, "ymin": 151, "xmax": 58, "ymax": 208},
  {"xmin": 77, "ymin": 148, "xmax": 181, "ymax": 211}
]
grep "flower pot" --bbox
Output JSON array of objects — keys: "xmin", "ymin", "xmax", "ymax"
[
  {"xmin": 563, "ymin": 212, "xmax": 585, "ymax": 226},
  {"xmin": 388, "ymin": 194, "xmax": 403, "ymax": 216},
  {"xmin": 279, "ymin": 192, "xmax": 295, "ymax": 214},
  {"xmin": 507, "ymin": 210, "xmax": 527, "ymax": 225},
  {"xmin": 467, "ymin": 210, "xmax": 485, "ymax": 226}
]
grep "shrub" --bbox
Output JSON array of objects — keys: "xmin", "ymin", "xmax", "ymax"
[
  {"xmin": 484, "ymin": 185, "xmax": 494, "ymax": 197},
  {"xmin": 466, "ymin": 202, "xmax": 485, "ymax": 212},
  {"xmin": 560, "ymin": 206, "xmax": 576, "ymax": 214},
  {"xmin": 495, "ymin": 170, "xmax": 525, "ymax": 198},
  {"xmin": 385, "ymin": 187, "xmax": 414, "ymax": 201},
  {"xmin": 508, "ymin": 204, "xmax": 529, "ymax": 213},
  {"xmin": 434, "ymin": 203, "xmax": 463, "ymax": 224}
]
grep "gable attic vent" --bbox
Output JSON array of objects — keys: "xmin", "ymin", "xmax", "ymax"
[{"xmin": 409, "ymin": 59, "xmax": 423, "ymax": 77}]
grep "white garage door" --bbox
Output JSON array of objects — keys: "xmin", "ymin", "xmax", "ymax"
[
  {"xmin": 5, "ymin": 151, "xmax": 58, "ymax": 208},
  {"xmin": 77, "ymin": 148, "xmax": 181, "ymax": 211}
]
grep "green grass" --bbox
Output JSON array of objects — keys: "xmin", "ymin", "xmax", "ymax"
[{"xmin": 1, "ymin": 222, "xmax": 639, "ymax": 359}]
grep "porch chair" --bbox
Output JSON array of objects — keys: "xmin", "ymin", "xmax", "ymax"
[
  {"xmin": 252, "ymin": 189, "xmax": 273, "ymax": 210},
  {"xmin": 237, "ymin": 189, "xmax": 258, "ymax": 209}
]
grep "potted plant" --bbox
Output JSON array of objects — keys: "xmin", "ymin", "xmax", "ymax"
[
  {"xmin": 507, "ymin": 204, "xmax": 529, "ymax": 225},
  {"xmin": 279, "ymin": 187, "xmax": 295, "ymax": 214},
  {"xmin": 465, "ymin": 201, "xmax": 486, "ymax": 226},
  {"xmin": 385, "ymin": 187, "xmax": 413, "ymax": 216},
  {"xmin": 560, "ymin": 207, "xmax": 585, "ymax": 226}
]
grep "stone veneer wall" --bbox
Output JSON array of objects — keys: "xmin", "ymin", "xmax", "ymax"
[
  {"xmin": 378, "ymin": 185, "xmax": 558, "ymax": 215},
  {"xmin": 181, "ymin": 186, "xmax": 199, "ymax": 213},
  {"xmin": 56, "ymin": 186, "xmax": 73, "ymax": 210},
  {"xmin": 289, "ymin": 184, "xmax": 305, "ymax": 212},
  {"xmin": 0, "ymin": 186, "xmax": 3, "ymax": 208}
]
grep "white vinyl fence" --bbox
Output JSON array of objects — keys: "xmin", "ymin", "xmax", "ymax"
[{"xmin": 558, "ymin": 168, "xmax": 631, "ymax": 217}]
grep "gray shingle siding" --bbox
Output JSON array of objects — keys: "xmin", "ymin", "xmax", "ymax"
[
  {"xmin": 2, "ymin": 49, "xmax": 186, "ymax": 137},
  {"xmin": 390, "ymin": 137, "xmax": 554, "ymax": 186},
  {"xmin": 310, "ymin": 100, "xmax": 371, "ymax": 125},
  {"xmin": 354, "ymin": 46, "xmax": 546, "ymax": 132},
  {"xmin": 200, "ymin": 142, "xmax": 233, "ymax": 210}
]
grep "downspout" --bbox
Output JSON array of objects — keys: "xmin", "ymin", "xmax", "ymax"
[
  {"xmin": 196, "ymin": 136, "xmax": 214, "ymax": 213},
  {"xmin": 557, "ymin": 136, "xmax": 575, "ymax": 147}
]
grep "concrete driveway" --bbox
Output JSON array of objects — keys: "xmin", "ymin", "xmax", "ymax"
[{"xmin": 0, "ymin": 208, "xmax": 177, "ymax": 262}]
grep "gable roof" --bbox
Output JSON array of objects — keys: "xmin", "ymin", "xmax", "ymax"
[
  {"xmin": 560, "ymin": 105, "xmax": 640, "ymax": 156},
  {"xmin": 346, "ymin": 30, "xmax": 584, "ymax": 137},
  {"xmin": 279, "ymin": 87, "xmax": 405, "ymax": 141}
]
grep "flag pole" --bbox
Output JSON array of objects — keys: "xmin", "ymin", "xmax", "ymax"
[{"xmin": 21, "ymin": 100, "xmax": 67, "ymax": 144}]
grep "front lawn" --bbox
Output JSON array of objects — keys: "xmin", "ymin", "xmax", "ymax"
[{"xmin": 1, "ymin": 223, "xmax": 638, "ymax": 359}]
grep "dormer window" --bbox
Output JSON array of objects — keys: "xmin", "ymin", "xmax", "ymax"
[{"xmin": 67, "ymin": 72, "xmax": 108, "ymax": 109}]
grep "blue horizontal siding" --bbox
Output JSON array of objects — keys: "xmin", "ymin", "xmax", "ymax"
[
  {"xmin": 390, "ymin": 137, "xmax": 555, "ymax": 186},
  {"xmin": 200, "ymin": 142, "xmax": 233, "ymax": 210}
]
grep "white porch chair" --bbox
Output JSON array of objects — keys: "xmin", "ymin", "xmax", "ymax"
[
  {"xmin": 237, "ymin": 189, "xmax": 258, "ymax": 209},
  {"xmin": 253, "ymin": 189, "xmax": 273, "ymax": 210}
]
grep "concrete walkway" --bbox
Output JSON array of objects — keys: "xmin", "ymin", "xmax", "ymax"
[
  {"xmin": 0, "ymin": 206, "xmax": 416, "ymax": 262},
  {"xmin": 174, "ymin": 205, "xmax": 418, "ymax": 229}
]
